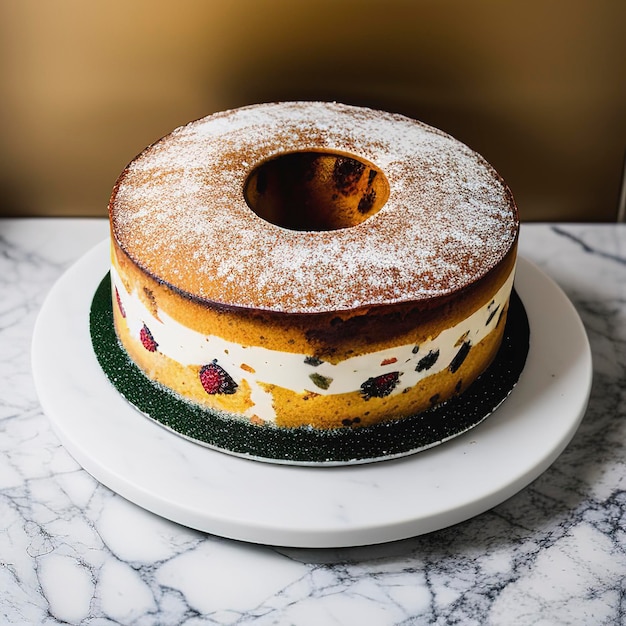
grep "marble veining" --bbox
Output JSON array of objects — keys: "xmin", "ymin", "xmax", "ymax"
[{"xmin": 1, "ymin": 218, "xmax": 625, "ymax": 625}]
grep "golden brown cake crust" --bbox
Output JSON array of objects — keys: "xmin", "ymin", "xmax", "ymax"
[
  {"xmin": 109, "ymin": 102, "xmax": 518, "ymax": 315},
  {"xmin": 111, "ymin": 238, "xmax": 517, "ymax": 363}
]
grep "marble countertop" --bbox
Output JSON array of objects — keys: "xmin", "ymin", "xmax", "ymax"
[{"xmin": 1, "ymin": 218, "xmax": 625, "ymax": 625}]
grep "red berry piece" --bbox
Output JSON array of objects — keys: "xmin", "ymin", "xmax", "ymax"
[
  {"xmin": 115, "ymin": 287, "xmax": 126, "ymax": 318},
  {"xmin": 199, "ymin": 360, "xmax": 238, "ymax": 395},
  {"xmin": 380, "ymin": 357, "xmax": 397, "ymax": 366},
  {"xmin": 140, "ymin": 324, "xmax": 158, "ymax": 352},
  {"xmin": 360, "ymin": 371, "xmax": 400, "ymax": 400}
]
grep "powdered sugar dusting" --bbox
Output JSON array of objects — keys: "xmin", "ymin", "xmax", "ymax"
[{"xmin": 110, "ymin": 102, "xmax": 518, "ymax": 313}]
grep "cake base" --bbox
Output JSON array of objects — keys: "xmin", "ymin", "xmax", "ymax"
[
  {"xmin": 32, "ymin": 241, "xmax": 592, "ymax": 547},
  {"xmin": 90, "ymin": 276, "xmax": 529, "ymax": 466}
]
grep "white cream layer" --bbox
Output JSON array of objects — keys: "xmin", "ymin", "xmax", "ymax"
[{"xmin": 112, "ymin": 265, "xmax": 515, "ymax": 423}]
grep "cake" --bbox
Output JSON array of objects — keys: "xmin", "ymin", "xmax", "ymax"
[{"xmin": 106, "ymin": 101, "xmax": 519, "ymax": 459}]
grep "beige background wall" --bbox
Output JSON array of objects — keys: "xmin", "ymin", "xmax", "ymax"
[{"xmin": 1, "ymin": 0, "xmax": 624, "ymax": 221}]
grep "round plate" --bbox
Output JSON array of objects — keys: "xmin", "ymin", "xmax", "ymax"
[{"xmin": 32, "ymin": 240, "xmax": 592, "ymax": 548}]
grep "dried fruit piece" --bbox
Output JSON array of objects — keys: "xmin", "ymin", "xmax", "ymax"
[
  {"xmin": 140, "ymin": 324, "xmax": 158, "ymax": 352},
  {"xmin": 486, "ymin": 304, "xmax": 501, "ymax": 326},
  {"xmin": 199, "ymin": 360, "xmax": 238, "ymax": 395},
  {"xmin": 304, "ymin": 356, "xmax": 324, "ymax": 367},
  {"xmin": 449, "ymin": 341, "xmax": 471, "ymax": 373},
  {"xmin": 360, "ymin": 372, "xmax": 400, "ymax": 400},
  {"xmin": 309, "ymin": 373, "xmax": 333, "ymax": 390},
  {"xmin": 380, "ymin": 357, "xmax": 398, "ymax": 366},
  {"xmin": 416, "ymin": 349, "xmax": 439, "ymax": 372},
  {"xmin": 115, "ymin": 287, "xmax": 126, "ymax": 318}
]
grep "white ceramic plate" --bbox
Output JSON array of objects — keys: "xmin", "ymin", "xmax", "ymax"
[{"xmin": 32, "ymin": 240, "xmax": 592, "ymax": 548}]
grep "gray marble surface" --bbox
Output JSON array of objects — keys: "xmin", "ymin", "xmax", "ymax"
[{"xmin": 1, "ymin": 218, "xmax": 624, "ymax": 625}]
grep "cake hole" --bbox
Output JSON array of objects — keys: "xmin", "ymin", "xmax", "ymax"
[{"xmin": 244, "ymin": 150, "xmax": 390, "ymax": 231}]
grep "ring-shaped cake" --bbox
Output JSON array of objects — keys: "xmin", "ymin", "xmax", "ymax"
[{"xmin": 107, "ymin": 101, "xmax": 519, "ymax": 449}]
